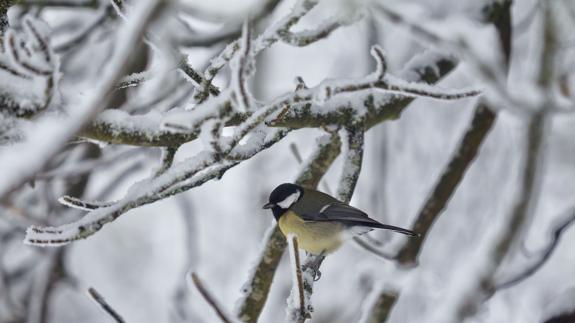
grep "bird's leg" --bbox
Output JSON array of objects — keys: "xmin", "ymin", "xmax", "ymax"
[{"xmin": 302, "ymin": 251, "xmax": 326, "ymax": 281}]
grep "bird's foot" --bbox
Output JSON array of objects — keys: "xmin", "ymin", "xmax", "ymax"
[{"xmin": 302, "ymin": 252, "xmax": 326, "ymax": 281}]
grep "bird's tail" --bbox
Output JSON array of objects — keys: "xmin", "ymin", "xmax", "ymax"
[{"xmin": 371, "ymin": 223, "xmax": 418, "ymax": 237}]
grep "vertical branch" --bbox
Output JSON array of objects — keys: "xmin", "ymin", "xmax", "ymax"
[
  {"xmin": 336, "ymin": 127, "xmax": 365, "ymax": 203},
  {"xmin": 361, "ymin": 290, "xmax": 398, "ymax": 323},
  {"xmin": 287, "ymin": 236, "xmax": 308, "ymax": 323},
  {"xmin": 236, "ymin": 134, "xmax": 341, "ymax": 323},
  {"xmin": 233, "ymin": 20, "xmax": 253, "ymax": 112}
]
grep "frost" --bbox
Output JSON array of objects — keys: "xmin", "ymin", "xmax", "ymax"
[{"xmin": 0, "ymin": 16, "xmax": 58, "ymax": 118}]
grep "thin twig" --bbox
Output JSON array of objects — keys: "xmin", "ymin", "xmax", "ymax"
[
  {"xmin": 58, "ymin": 195, "xmax": 115, "ymax": 211},
  {"xmin": 191, "ymin": 273, "xmax": 236, "ymax": 323},
  {"xmin": 87, "ymin": 287, "xmax": 125, "ymax": 323},
  {"xmin": 353, "ymin": 237, "xmax": 395, "ymax": 261},
  {"xmin": 288, "ymin": 236, "xmax": 307, "ymax": 322},
  {"xmin": 496, "ymin": 207, "xmax": 575, "ymax": 290},
  {"xmin": 154, "ymin": 146, "xmax": 178, "ymax": 177}
]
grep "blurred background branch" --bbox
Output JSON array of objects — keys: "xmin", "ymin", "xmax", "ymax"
[{"xmin": 0, "ymin": 0, "xmax": 573, "ymax": 322}]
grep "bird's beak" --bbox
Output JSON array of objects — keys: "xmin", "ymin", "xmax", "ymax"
[{"xmin": 262, "ymin": 203, "xmax": 274, "ymax": 209}]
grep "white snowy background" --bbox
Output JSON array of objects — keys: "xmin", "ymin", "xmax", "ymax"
[{"xmin": 1, "ymin": 0, "xmax": 574, "ymax": 323}]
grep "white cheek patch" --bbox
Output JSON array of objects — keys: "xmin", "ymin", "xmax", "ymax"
[{"xmin": 277, "ymin": 191, "xmax": 300, "ymax": 209}]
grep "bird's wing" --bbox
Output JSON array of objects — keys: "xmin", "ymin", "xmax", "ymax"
[
  {"xmin": 299, "ymin": 202, "xmax": 417, "ymax": 236},
  {"xmin": 299, "ymin": 202, "xmax": 373, "ymax": 225}
]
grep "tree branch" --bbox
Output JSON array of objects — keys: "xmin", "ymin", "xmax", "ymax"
[
  {"xmin": 191, "ymin": 273, "xmax": 237, "ymax": 323},
  {"xmin": 287, "ymin": 236, "xmax": 308, "ymax": 323},
  {"xmin": 394, "ymin": 103, "xmax": 496, "ymax": 266},
  {"xmin": 363, "ymin": 2, "xmax": 512, "ymax": 321},
  {"xmin": 81, "ymin": 50, "xmax": 458, "ymax": 147},
  {"xmin": 495, "ymin": 207, "xmax": 575, "ymax": 290},
  {"xmin": 88, "ymin": 287, "xmax": 125, "ymax": 323}
]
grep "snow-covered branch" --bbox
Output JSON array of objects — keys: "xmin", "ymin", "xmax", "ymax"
[
  {"xmin": 0, "ymin": 0, "xmax": 164, "ymax": 201},
  {"xmin": 82, "ymin": 48, "xmax": 470, "ymax": 148},
  {"xmin": 336, "ymin": 127, "xmax": 364, "ymax": 203},
  {"xmin": 278, "ymin": 17, "xmax": 343, "ymax": 47},
  {"xmin": 287, "ymin": 235, "xmax": 309, "ymax": 323},
  {"xmin": 362, "ymin": 2, "xmax": 513, "ymax": 320}
]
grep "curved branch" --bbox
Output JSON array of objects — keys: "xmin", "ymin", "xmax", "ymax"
[{"xmin": 496, "ymin": 207, "xmax": 575, "ymax": 290}]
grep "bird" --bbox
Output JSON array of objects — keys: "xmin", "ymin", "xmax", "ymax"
[{"xmin": 263, "ymin": 183, "xmax": 417, "ymax": 255}]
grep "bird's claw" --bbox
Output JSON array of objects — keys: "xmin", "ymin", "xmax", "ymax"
[{"xmin": 313, "ymin": 270, "xmax": 322, "ymax": 281}]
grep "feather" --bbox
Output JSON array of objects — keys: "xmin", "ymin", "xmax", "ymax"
[{"xmin": 298, "ymin": 202, "xmax": 417, "ymax": 237}]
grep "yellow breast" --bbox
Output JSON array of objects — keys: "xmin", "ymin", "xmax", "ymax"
[{"xmin": 278, "ymin": 211, "xmax": 344, "ymax": 254}]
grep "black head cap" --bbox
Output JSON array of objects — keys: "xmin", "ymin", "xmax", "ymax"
[{"xmin": 263, "ymin": 183, "xmax": 303, "ymax": 220}]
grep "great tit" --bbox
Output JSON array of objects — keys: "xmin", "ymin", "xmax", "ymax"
[{"xmin": 263, "ymin": 183, "xmax": 417, "ymax": 255}]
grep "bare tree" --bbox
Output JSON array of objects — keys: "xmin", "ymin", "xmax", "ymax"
[{"xmin": 0, "ymin": 0, "xmax": 573, "ymax": 322}]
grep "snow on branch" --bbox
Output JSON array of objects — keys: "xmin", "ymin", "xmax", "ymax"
[
  {"xmin": 177, "ymin": 57, "xmax": 220, "ymax": 96},
  {"xmin": 268, "ymin": 50, "xmax": 471, "ymax": 129},
  {"xmin": 286, "ymin": 235, "xmax": 310, "ymax": 323},
  {"xmin": 0, "ymin": 0, "xmax": 164, "ymax": 201},
  {"xmin": 371, "ymin": 45, "xmax": 387, "ymax": 80},
  {"xmin": 371, "ymin": 2, "xmax": 550, "ymax": 113},
  {"xmin": 175, "ymin": 0, "xmax": 282, "ymax": 48},
  {"xmin": 0, "ymin": 16, "xmax": 57, "ymax": 118},
  {"xmin": 154, "ymin": 146, "xmax": 178, "ymax": 177},
  {"xmin": 193, "ymin": 41, "xmax": 240, "ymax": 104},
  {"xmin": 194, "ymin": 0, "xmax": 328, "ymax": 104},
  {"xmin": 80, "ymin": 43, "xmax": 469, "ymax": 150},
  {"xmin": 24, "ymin": 124, "xmax": 289, "ymax": 246},
  {"xmin": 24, "ymin": 44, "xmax": 463, "ymax": 247},
  {"xmin": 278, "ymin": 17, "xmax": 343, "ymax": 47},
  {"xmin": 58, "ymin": 195, "xmax": 115, "ymax": 211},
  {"xmin": 336, "ymin": 127, "xmax": 364, "ymax": 203},
  {"xmin": 231, "ymin": 20, "xmax": 254, "ymax": 113}
]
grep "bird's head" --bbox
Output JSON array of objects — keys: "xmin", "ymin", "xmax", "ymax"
[{"xmin": 263, "ymin": 183, "xmax": 303, "ymax": 219}]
